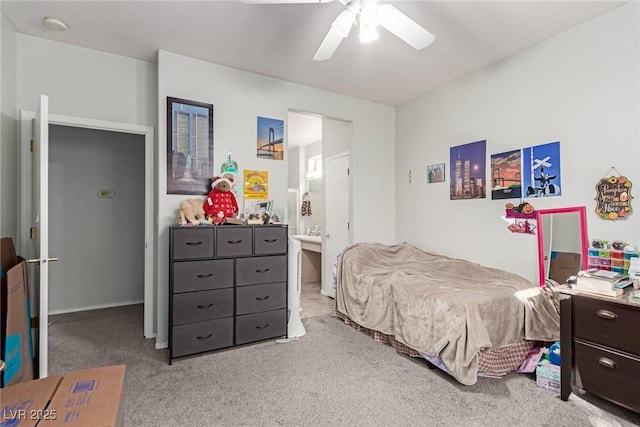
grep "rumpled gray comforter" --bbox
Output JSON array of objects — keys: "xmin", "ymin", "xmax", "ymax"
[{"xmin": 335, "ymin": 242, "xmax": 560, "ymax": 385}]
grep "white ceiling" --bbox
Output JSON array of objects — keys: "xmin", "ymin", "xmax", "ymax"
[{"xmin": 1, "ymin": 1, "xmax": 626, "ymax": 107}]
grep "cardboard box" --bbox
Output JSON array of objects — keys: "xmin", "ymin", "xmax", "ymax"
[
  {"xmin": 536, "ymin": 359, "xmax": 561, "ymax": 392},
  {"xmin": 3, "ymin": 259, "xmax": 35, "ymax": 386},
  {"xmin": 0, "ymin": 375, "xmax": 63, "ymax": 427},
  {"xmin": 0, "ymin": 365, "xmax": 126, "ymax": 427},
  {"xmin": 39, "ymin": 365, "xmax": 126, "ymax": 427},
  {"xmin": 549, "ymin": 251, "xmax": 582, "ymax": 284}
]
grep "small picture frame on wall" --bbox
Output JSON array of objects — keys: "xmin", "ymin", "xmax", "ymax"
[
  {"xmin": 166, "ymin": 97, "xmax": 214, "ymax": 195},
  {"xmin": 427, "ymin": 163, "xmax": 445, "ymax": 183}
]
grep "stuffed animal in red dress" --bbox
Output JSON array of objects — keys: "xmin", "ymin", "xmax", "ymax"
[{"xmin": 203, "ymin": 176, "xmax": 239, "ymax": 224}]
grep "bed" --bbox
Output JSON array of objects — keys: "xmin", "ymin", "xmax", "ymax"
[{"xmin": 333, "ymin": 242, "xmax": 560, "ymax": 385}]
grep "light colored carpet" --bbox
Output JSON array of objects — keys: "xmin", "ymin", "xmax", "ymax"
[{"xmin": 48, "ymin": 304, "xmax": 640, "ymax": 427}]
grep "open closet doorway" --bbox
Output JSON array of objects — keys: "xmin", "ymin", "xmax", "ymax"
[
  {"xmin": 18, "ymin": 110, "xmax": 155, "ymax": 375},
  {"xmin": 286, "ymin": 110, "xmax": 352, "ymax": 319}
]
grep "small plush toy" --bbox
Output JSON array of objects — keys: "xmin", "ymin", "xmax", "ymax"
[
  {"xmin": 178, "ymin": 198, "xmax": 206, "ymax": 226},
  {"xmin": 203, "ymin": 176, "xmax": 239, "ymax": 224}
]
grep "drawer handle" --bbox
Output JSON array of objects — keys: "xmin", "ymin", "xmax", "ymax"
[
  {"xmin": 256, "ymin": 296, "xmax": 270, "ymax": 302},
  {"xmin": 596, "ymin": 309, "xmax": 618, "ymax": 320},
  {"xmin": 227, "ymin": 240, "xmax": 243, "ymax": 245},
  {"xmin": 196, "ymin": 303, "xmax": 214, "ymax": 310},
  {"xmin": 196, "ymin": 334, "xmax": 213, "ymax": 341},
  {"xmin": 264, "ymin": 238, "xmax": 278, "ymax": 243},
  {"xmin": 598, "ymin": 357, "xmax": 616, "ymax": 369},
  {"xmin": 256, "ymin": 268, "xmax": 271, "ymax": 274},
  {"xmin": 196, "ymin": 273, "xmax": 213, "ymax": 279},
  {"xmin": 185, "ymin": 241, "xmax": 203, "ymax": 246},
  {"xmin": 255, "ymin": 323, "xmax": 270, "ymax": 330}
]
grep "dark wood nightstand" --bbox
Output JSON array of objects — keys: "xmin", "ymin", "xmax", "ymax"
[{"xmin": 559, "ymin": 286, "xmax": 640, "ymax": 414}]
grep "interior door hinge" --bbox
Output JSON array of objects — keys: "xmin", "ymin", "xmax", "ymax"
[
  {"xmin": 31, "ymin": 316, "xmax": 39, "ymax": 329},
  {"xmin": 29, "ymin": 227, "xmax": 38, "ymax": 240},
  {"xmin": 30, "ymin": 140, "xmax": 36, "ymax": 152}
]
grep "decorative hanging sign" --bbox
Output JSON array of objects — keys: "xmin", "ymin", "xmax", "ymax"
[
  {"xmin": 595, "ymin": 168, "xmax": 632, "ymax": 220},
  {"xmin": 502, "ymin": 201, "xmax": 536, "ymax": 234}
]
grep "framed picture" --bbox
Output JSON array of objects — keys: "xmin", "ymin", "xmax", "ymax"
[
  {"xmin": 449, "ymin": 140, "xmax": 487, "ymax": 200},
  {"xmin": 257, "ymin": 116, "xmax": 284, "ymax": 160},
  {"xmin": 166, "ymin": 97, "xmax": 214, "ymax": 195},
  {"xmin": 427, "ymin": 163, "xmax": 445, "ymax": 183}
]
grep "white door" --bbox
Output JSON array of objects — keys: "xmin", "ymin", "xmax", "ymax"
[
  {"xmin": 29, "ymin": 95, "xmax": 57, "ymax": 378},
  {"xmin": 322, "ymin": 152, "xmax": 350, "ymax": 297}
]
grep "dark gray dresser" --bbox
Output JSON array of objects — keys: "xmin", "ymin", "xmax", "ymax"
[
  {"xmin": 169, "ymin": 224, "xmax": 288, "ymax": 363},
  {"xmin": 559, "ymin": 288, "xmax": 640, "ymax": 414}
]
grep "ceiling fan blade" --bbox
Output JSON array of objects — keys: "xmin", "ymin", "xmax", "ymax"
[
  {"xmin": 378, "ymin": 4, "xmax": 435, "ymax": 50},
  {"xmin": 313, "ymin": 9, "xmax": 355, "ymax": 61}
]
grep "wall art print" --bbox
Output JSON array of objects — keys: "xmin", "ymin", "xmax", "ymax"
[
  {"xmin": 166, "ymin": 97, "xmax": 214, "ymax": 195},
  {"xmin": 449, "ymin": 140, "xmax": 486, "ymax": 200},
  {"xmin": 523, "ymin": 141, "xmax": 561, "ymax": 198},
  {"xmin": 257, "ymin": 116, "xmax": 284, "ymax": 160},
  {"xmin": 427, "ymin": 163, "xmax": 445, "ymax": 183},
  {"xmin": 595, "ymin": 175, "xmax": 633, "ymax": 220},
  {"xmin": 490, "ymin": 149, "xmax": 522, "ymax": 200}
]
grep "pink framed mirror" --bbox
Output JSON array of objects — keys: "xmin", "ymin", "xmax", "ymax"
[{"xmin": 536, "ymin": 206, "xmax": 588, "ymax": 287}]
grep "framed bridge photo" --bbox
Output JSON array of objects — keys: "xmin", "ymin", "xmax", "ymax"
[
  {"xmin": 256, "ymin": 116, "xmax": 284, "ymax": 160},
  {"xmin": 166, "ymin": 97, "xmax": 214, "ymax": 195}
]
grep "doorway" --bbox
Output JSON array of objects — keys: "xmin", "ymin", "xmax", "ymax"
[
  {"xmin": 48, "ymin": 125, "xmax": 145, "ymax": 314},
  {"xmin": 18, "ymin": 111, "xmax": 155, "ymax": 340},
  {"xmin": 286, "ymin": 110, "xmax": 351, "ymax": 317}
]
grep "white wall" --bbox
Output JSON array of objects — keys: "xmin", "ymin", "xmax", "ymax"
[
  {"xmin": 395, "ymin": 3, "xmax": 639, "ymax": 284},
  {"xmin": 48, "ymin": 125, "xmax": 145, "ymax": 313},
  {"xmin": 16, "ymin": 35, "xmax": 157, "ymax": 127},
  {"xmin": 157, "ymin": 49, "xmax": 396, "ymax": 345},
  {"xmin": 1, "ymin": 13, "xmax": 17, "ymax": 240}
]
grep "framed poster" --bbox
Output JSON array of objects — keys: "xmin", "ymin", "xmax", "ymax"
[
  {"xmin": 490, "ymin": 149, "xmax": 522, "ymax": 200},
  {"xmin": 166, "ymin": 97, "xmax": 214, "ymax": 195},
  {"xmin": 427, "ymin": 163, "xmax": 445, "ymax": 183},
  {"xmin": 449, "ymin": 140, "xmax": 486, "ymax": 200},
  {"xmin": 523, "ymin": 141, "xmax": 561, "ymax": 198},
  {"xmin": 257, "ymin": 116, "xmax": 284, "ymax": 160}
]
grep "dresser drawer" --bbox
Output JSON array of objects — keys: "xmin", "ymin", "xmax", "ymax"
[
  {"xmin": 173, "ymin": 288, "xmax": 233, "ymax": 325},
  {"xmin": 236, "ymin": 282, "xmax": 287, "ymax": 315},
  {"xmin": 172, "ymin": 227, "xmax": 214, "ymax": 260},
  {"xmin": 172, "ymin": 318, "xmax": 233, "ymax": 358},
  {"xmin": 574, "ymin": 296, "xmax": 640, "ymax": 355},
  {"xmin": 254, "ymin": 226, "xmax": 287, "ymax": 255},
  {"xmin": 172, "ymin": 259, "xmax": 233, "ymax": 293},
  {"xmin": 236, "ymin": 255, "xmax": 287, "ymax": 286},
  {"xmin": 216, "ymin": 226, "xmax": 253, "ymax": 257},
  {"xmin": 236, "ymin": 309, "xmax": 287, "ymax": 345},
  {"xmin": 574, "ymin": 341, "xmax": 640, "ymax": 412}
]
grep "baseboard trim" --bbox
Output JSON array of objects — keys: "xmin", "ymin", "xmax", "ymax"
[
  {"xmin": 155, "ymin": 341, "xmax": 168, "ymax": 349},
  {"xmin": 49, "ymin": 300, "xmax": 144, "ymax": 315}
]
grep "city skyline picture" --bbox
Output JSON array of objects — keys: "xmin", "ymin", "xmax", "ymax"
[{"xmin": 450, "ymin": 139, "xmax": 487, "ymax": 200}]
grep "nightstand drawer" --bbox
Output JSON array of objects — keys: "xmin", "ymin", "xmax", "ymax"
[
  {"xmin": 172, "ymin": 228, "xmax": 214, "ymax": 260},
  {"xmin": 254, "ymin": 226, "xmax": 287, "ymax": 255},
  {"xmin": 236, "ymin": 255, "xmax": 287, "ymax": 286},
  {"xmin": 216, "ymin": 227, "xmax": 253, "ymax": 257},
  {"xmin": 173, "ymin": 288, "xmax": 233, "ymax": 325},
  {"xmin": 173, "ymin": 259, "xmax": 233, "ymax": 293},
  {"xmin": 236, "ymin": 282, "xmax": 286, "ymax": 315},
  {"xmin": 172, "ymin": 318, "xmax": 233, "ymax": 358},
  {"xmin": 236, "ymin": 309, "xmax": 287, "ymax": 345},
  {"xmin": 574, "ymin": 341, "xmax": 640, "ymax": 412},
  {"xmin": 574, "ymin": 296, "xmax": 640, "ymax": 355}
]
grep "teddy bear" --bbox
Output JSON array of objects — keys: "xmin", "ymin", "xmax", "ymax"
[
  {"xmin": 177, "ymin": 198, "xmax": 206, "ymax": 226},
  {"xmin": 203, "ymin": 176, "xmax": 239, "ymax": 224}
]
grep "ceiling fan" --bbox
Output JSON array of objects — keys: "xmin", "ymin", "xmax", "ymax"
[{"xmin": 245, "ymin": 0, "xmax": 436, "ymax": 61}]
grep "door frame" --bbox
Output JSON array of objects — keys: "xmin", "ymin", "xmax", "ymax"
[{"xmin": 18, "ymin": 111, "xmax": 156, "ymax": 339}]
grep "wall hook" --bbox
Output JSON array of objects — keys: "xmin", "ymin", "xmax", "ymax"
[{"xmin": 408, "ymin": 170, "xmax": 412, "ymax": 184}]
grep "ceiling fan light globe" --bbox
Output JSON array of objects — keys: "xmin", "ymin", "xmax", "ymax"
[
  {"xmin": 359, "ymin": 25, "xmax": 379, "ymax": 44},
  {"xmin": 359, "ymin": 1, "xmax": 380, "ymax": 27}
]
